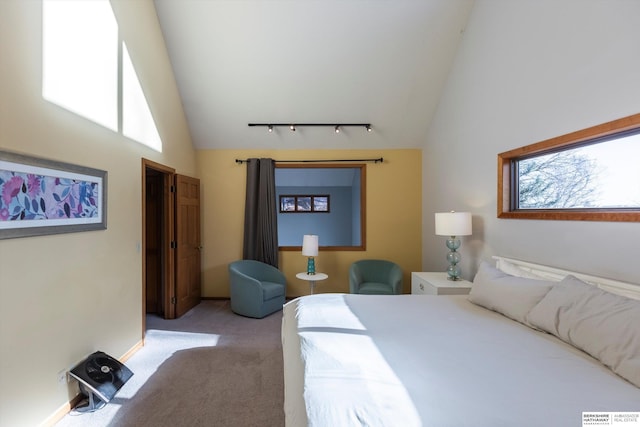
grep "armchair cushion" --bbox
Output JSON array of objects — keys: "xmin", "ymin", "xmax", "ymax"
[
  {"xmin": 262, "ymin": 281, "xmax": 286, "ymax": 300},
  {"xmin": 228, "ymin": 260, "xmax": 286, "ymax": 318},
  {"xmin": 349, "ymin": 259, "xmax": 403, "ymax": 295}
]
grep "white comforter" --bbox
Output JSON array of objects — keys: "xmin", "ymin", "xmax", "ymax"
[{"xmin": 282, "ymin": 294, "xmax": 640, "ymax": 427}]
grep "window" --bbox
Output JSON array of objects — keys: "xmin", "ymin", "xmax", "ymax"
[
  {"xmin": 275, "ymin": 164, "xmax": 365, "ymax": 250},
  {"xmin": 498, "ymin": 113, "xmax": 640, "ymax": 222},
  {"xmin": 122, "ymin": 43, "xmax": 163, "ymax": 151},
  {"xmin": 280, "ymin": 195, "xmax": 329, "ymax": 213},
  {"xmin": 42, "ymin": 0, "xmax": 163, "ymax": 151},
  {"xmin": 42, "ymin": 0, "xmax": 118, "ymax": 131}
]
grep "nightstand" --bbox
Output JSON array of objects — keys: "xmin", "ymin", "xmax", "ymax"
[
  {"xmin": 411, "ymin": 272, "xmax": 472, "ymax": 295},
  {"xmin": 296, "ymin": 272, "xmax": 328, "ymax": 295}
]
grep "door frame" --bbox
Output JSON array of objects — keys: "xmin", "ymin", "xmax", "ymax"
[{"xmin": 141, "ymin": 158, "xmax": 176, "ymax": 341}]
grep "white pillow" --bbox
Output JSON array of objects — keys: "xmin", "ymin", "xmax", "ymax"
[
  {"xmin": 468, "ymin": 262, "xmax": 555, "ymax": 326},
  {"xmin": 526, "ymin": 275, "xmax": 640, "ymax": 388}
]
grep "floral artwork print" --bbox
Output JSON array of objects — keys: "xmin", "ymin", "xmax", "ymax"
[
  {"xmin": 0, "ymin": 152, "xmax": 106, "ymax": 239},
  {"xmin": 0, "ymin": 170, "xmax": 99, "ymax": 222}
]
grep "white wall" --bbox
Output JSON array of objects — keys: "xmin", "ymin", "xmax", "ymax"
[
  {"xmin": 0, "ymin": 1, "xmax": 196, "ymax": 426},
  {"xmin": 423, "ymin": 0, "xmax": 640, "ymax": 284}
]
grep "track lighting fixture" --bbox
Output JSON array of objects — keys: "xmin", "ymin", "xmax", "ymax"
[{"xmin": 249, "ymin": 123, "xmax": 372, "ymax": 133}]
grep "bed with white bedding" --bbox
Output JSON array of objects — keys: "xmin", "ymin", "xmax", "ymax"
[{"xmin": 281, "ymin": 257, "xmax": 640, "ymax": 427}]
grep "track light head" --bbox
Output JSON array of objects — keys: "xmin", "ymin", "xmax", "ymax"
[{"xmin": 249, "ymin": 123, "xmax": 372, "ymax": 133}]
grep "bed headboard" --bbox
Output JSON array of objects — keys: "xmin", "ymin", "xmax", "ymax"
[{"xmin": 493, "ymin": 256, "xmax": 640, "ymax": 301}]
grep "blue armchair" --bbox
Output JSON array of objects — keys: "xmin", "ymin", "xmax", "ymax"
[
  {"xmin": 228, "ymin": 260, "xmax": 287, "ymax": 318},
  {"xmin": 349, "ymin": 259, "xmax": 403, "ymax": 295}
]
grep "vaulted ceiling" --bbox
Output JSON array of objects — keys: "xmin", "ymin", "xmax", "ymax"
[{"xmin": 153, "ymin": 0, "xmax": 474, "ymax": 150}]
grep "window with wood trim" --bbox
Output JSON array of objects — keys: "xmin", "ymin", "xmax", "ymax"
[
  {"xmin": 498, "ymin": 113, "xmax": 640, "ymax": 222},
  {"xmin": 279, "ymin": 195, "xmax": 330, "ymax": 213}
]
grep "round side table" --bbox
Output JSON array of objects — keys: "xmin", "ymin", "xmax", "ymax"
[{"xmin": 296, "ymin": 272, "xmax": 328, "ymax": 295}]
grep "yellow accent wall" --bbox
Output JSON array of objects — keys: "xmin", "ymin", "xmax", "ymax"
[
  {"xmin": 197, "ymin": 149, "xmax": 422, "ymax": 297},
  {"xmin": 0, "ymin": 1, "xmax": 196, "ymax": 425}
]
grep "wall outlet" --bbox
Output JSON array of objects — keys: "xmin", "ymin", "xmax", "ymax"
[{"xmin": 57, "ymin": 369, "xmax": 68, "ymax": 385}]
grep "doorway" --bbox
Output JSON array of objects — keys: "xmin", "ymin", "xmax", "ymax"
[
  {"xmin": 142, "ymin": 159, "xmax": 175, "ymax": 326},
  {"xmin": 141, "ymin": 159, "xmax": 202, "ymax": 337}
]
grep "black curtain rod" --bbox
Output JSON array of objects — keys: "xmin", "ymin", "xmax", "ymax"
[{"xmin": 235, "ymin": 158, "xmax": 383, "ymax": 164}]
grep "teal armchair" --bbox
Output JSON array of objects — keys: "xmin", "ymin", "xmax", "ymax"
[
  {"xmin": 228, "ymin": 260, "xmax": 287, "ymax": 318},
  {"xmin": 349, "ymin": 259, "xmax": 403, "ymax": 295}
]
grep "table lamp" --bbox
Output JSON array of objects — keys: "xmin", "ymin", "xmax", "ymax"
[
  {"xmin": 302, "ymin": 234, "xmax": 319, "ymax": 275},
  {"xmin": 435, "ymin": 211, "xmax": 472, "ymax": 281}
]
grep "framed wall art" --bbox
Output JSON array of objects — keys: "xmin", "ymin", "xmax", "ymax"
[
  {"xmin": 0, "ymin": 149, "xmax": 107, "ymax": 239},
  {"xmin": 279, "ymin": 195, "xmax": 330, "ymax": 213}
]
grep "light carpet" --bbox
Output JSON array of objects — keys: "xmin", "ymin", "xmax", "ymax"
[{"xmin": 54, "ymin": 300, "xmax": 285, "ymax": 427}]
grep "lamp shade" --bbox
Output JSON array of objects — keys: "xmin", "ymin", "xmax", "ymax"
[
  {"xmin": 302, "ymin": 234, "xmax": 319, "ymax": 256},
  {"xmin": 435, "ymin": 212, "xmax": 472, "ymax": 236}
]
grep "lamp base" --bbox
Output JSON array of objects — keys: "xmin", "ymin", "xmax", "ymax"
[
  {"xmin": 306, "ymin": 257, "xmax": 315, "ymax": 275},
  {"xmin": 445, "ymin": 237, "xmax": 461, "ymax": 281},
  {"xmin": 446, "ymin": 264, "xmax": 462, "ymax": 281}
]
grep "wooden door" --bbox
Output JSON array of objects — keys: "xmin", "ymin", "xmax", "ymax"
[{"xmin": 174, "ymin": 174, "xmax": 201, "ymax": 317}]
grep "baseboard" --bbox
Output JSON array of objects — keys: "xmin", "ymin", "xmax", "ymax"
[
  {"xmin": 121, "ymin": 339, "xmax": 144, "ymax": 363},
  {"xmin": 39, "ymin": 339, "xmax": 144, "ymax": 427},
  {"xmin": 39, "ymin": 394, "xmax": 84, "ymax": 427}
]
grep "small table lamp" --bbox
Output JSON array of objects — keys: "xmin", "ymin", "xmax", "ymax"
[
  {"xmin": 435, "ymin": 211, "xmax": 472, "ymax": 281},
  {"xmin": 302, "ymin": 234, "xmax": 319, "ymax": 275}
]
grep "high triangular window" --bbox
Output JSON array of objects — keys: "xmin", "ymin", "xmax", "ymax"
[{"xmin": 43, "ymin": 0, "xmax": 163, "ymax": 152}]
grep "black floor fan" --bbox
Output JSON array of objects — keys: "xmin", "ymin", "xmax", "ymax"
[{"xmin": 69, "ymin": 351, "xmax": 134, "ymax": 413}]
